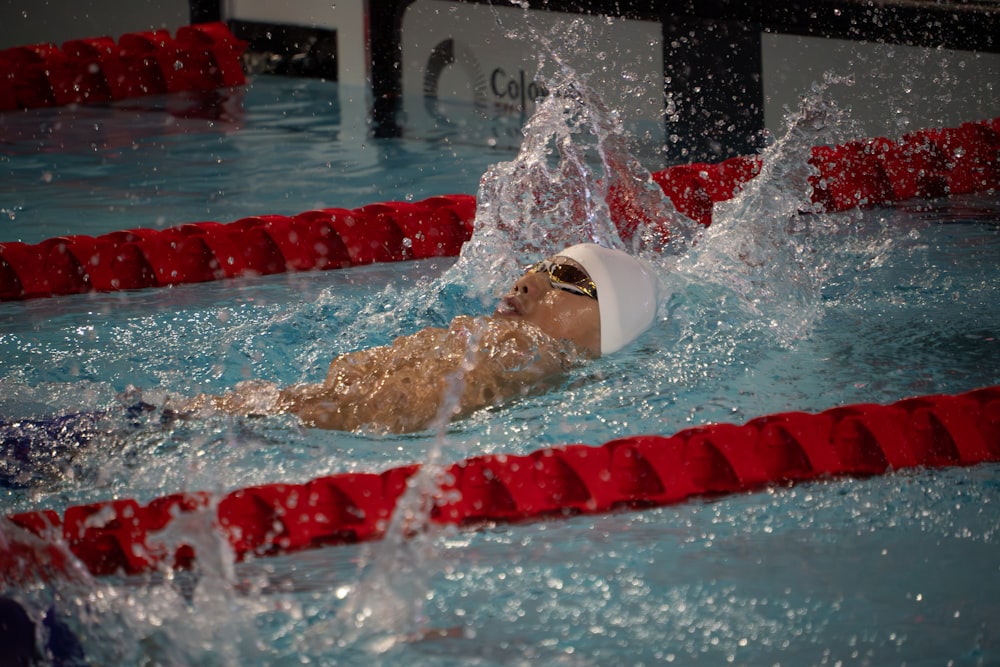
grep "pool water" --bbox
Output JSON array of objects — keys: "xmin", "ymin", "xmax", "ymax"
[
  {"xmin": 0, "ymin": 77, "xmax": 498, "ymax": 244},
  {"xmin": 1, "ymin": 71, "xmax": 999, "ymax": 665}
]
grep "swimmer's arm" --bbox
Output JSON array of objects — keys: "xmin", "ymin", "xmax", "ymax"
[
  {"xmin": 171, "ymin": 379, "xmax": 288, "ymax": 417},
  {"xmin": 169, "ymin": 344, "xmax": 396, "ymax": 427}
]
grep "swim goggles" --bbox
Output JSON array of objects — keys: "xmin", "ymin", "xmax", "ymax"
[{"xmin": 528, "ymin": 258, "xmax": 598, "ymax": 300}]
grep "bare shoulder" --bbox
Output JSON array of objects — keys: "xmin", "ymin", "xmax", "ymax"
[{"xmin": 451, "ymin": 315, "xmax": 584, "ymax": 373}]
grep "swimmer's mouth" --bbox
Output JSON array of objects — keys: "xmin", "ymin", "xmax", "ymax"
[{"xmin": 494, "ymin": 295, "xmax": 522, "ymax": 317}]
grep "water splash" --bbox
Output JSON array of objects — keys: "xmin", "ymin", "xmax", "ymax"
[
  {"xmin": 275, "ymin": 31, "xmax": 891, "ymax": 654},
  {"xmin": 314, "ymin": 19, "xmax": 705, "ymax": 647},
  {"xmin": 670, "ymin": 73, "xmax": 869, "ymax": 347},
  {"xmin": 448, "ymin": 17, "xmax": 696, "ymax": 312},
  {"xmin": 305, "ymin": 323, "xmax": 493, "ymax": 646}
]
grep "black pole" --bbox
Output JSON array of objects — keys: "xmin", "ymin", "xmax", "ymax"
[
  {"xmin": 190, "ymin": 0, "xmax": 222, "ymax": 24},
  {"xmin": 370, "ymin": 0, "xmax": 420, "ymax": 138}
]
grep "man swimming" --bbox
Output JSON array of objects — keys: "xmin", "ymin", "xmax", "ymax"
[{"xmin": 178, "ymin": 243, "xmax": 658, "ymax": 433}]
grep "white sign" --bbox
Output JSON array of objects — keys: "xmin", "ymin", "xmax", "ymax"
[{"xmin": 400, "ymin": 0, "xmax": 665, "ymax": 151}]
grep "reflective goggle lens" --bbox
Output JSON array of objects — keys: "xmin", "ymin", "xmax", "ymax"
[{"xmin": 529, "ymin": 260, "xmax": 598, "ymax": 299}]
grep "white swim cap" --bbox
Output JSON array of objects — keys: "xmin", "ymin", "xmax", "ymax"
[{"xmin": 556, "ymin": 243, "xmax": 658, "ymax": 355}]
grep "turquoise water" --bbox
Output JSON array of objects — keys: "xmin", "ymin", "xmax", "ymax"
[
  {"xmin": 1, "ymin": 75, "xmax": 999, "ymax": 664},
  {"xmin": 0, "ymin": 78, "xmax": 497, "ymax": 244}
]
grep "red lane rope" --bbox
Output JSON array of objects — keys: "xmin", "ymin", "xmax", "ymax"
[
  {"xmin": 4, "ymin": 386, "xmax": 999, "ymax": 578},
  {"xmin": 1, "ymin": 115, "xmax": 997, "ymax": 301},
  {"xmin": 0, "ymin": 195, "xmax": 478, "ymax": 300},
  {"xmin": 0, "ymin": 22, "xmax": 245, "ymax": 110}
]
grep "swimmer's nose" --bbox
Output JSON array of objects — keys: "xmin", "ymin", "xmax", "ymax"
[{"xmin": 513, "ymin": 271, "xmax": 549, "ymax": 296}]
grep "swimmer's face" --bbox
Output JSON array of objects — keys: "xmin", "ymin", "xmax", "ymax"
[{"xmin": 494, "ymin": 256, "xmax": 601, "ymax": 358}]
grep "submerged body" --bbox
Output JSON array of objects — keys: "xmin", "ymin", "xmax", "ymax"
[
  {"xmin": 189, "ymin": 316, "xmax": 582, "ymax": 433},
  {"xmin": 181, "ymin": 243, "xmax": 656, "ymax": 433}
]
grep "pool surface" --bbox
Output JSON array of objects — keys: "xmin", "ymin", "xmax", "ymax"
[{"xmin": 2, "ymin": 70, "xmax": 999, "ymax": 665}]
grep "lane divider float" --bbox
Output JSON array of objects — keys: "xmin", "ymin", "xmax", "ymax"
[
  {"xmin": 0, "ymin": 22, "xmax": 245, "ymax": 110},
  {"xmin": 0, "ymin": 195, "xmax": 477, "ymax": 300},
  {"xmin": 1, "ymin": 115, "xmax": 997, "ymax": 301},
  {"xmin": 3, "ymin": 386, "xmax": 998, "ymax": 579}
]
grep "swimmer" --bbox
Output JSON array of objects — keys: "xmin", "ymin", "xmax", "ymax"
[{"xmin": 177, "ymin": 244, "xmax": 658, "ymax": 433}]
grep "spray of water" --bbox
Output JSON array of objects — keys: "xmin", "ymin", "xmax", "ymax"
[
  {"xmin": 309, "ymin": 18, "xmax": 889, "ymax": 653},
  {"xmin": 672, "ymin": 73, "xmax": 867, "ymax": 347},
  {"xmin": 315, "ymin": 327, "xmax": 489, "ymax": 649},
  {"xmin": 312, "ymin": 18, "xmax": 703, "ymax": 644}
]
